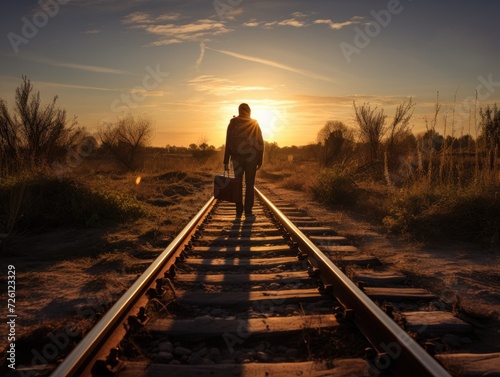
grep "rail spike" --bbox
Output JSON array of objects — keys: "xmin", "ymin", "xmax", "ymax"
[{"xmin": 91, "ymin": 348, "xmax": 124, "ymax": 377}]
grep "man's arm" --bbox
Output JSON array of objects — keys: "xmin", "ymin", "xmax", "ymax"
[
  {"xmin": 256, "ymin": 122, "xmax": 264, "ymax": 168},
  {"xmin": 223, "ymin": 120, "xmax": 233, "ymax": 165}
]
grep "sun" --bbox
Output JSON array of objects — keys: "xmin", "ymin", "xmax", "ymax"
[
  {"xmin": 220, "ymin": 102, "xmax": 288, "ymax": 144},
  {"xmin": 251, "ymin": 106, "xmax": 282, "ymax": 141}
]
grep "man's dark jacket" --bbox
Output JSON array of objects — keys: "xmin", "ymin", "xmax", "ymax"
[{"xmin": 223, "ymin": 116, "xmax": 264, "ymax": 166}]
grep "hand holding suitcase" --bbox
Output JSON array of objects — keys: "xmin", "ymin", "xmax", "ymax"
[{"xmin": 214, "ymin": 171, "xmax": 242, "ymax": 203}]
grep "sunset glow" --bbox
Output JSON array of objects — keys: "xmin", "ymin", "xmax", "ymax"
[
  {"xmin": 252, "ymin": 107, "xmax": 279, "ymax": 140},
  {"xmin": 1, "ymin": 1, "xmax": 500, "ymax": 147}
]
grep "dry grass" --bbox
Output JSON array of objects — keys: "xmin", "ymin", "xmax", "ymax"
[
  {"xmin": 1, "ymin": 142, "xmax": 498, "ymax": 370},
  {"xmin": 382, "ymin": 145, "xmax": 500, "ymax": 245},
  {"xmin": 266, "ymin": 145, "xmax": 499, "ymax": 245},
  {"xmin": 0, "ymin": 152, "xmax": 215, "ymax": 370}
]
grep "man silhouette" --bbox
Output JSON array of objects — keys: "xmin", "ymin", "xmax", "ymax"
[{"xmin": 223, "ymin": 103, "xmax": 264, "ymax": 217}]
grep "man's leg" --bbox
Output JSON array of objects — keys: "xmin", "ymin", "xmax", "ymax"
[
  {"xmin": 232, "ymin": 159, "xmax": 244, "ymax": 215},
  {"xmin": 243, "ymin": 161, "xmax": 257, "ymax": 215}
]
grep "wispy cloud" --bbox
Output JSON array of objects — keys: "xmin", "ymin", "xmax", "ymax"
[
  {"xmin": 263, "ymin": 18, "xmax": 307, "ymax": 28},
  {"xmin": 123, "ymin": 12, "xmax": 231, "ymax": 46},
  {"xmin": 83, "ymin": 29, "xmax": 101, "ymax": 34},
  {"xmin": 129, "ymin": 89, "xmax": 168, "ymax": 97},
  {"xmin": 206, "ymin": 47, "xmax": 336, "ymax": 83},
  {"xmin": 69, "ymin": 0, "xmax": 152, "ymax": 12},
  {"xmin": 123, "ymin": 11, "xmax": 182, "ymax": 25},
  {"xmin": 220, "ymin": 8, "xmax": 244, "ymax": 21},
  {"xmin": 35, "ymin": 81, "xmax": 120, "ymax": 92},
  {"xmin": 292, "ymin": 12, "xmax": 309, "ymax": 19},
  {"xmin": 189, "ymin": 75, "xmax": 271, "ymax": 96},
  {"xmin": 22, "ymin": 56, "xmax": 131, "ymax": 75},
  {"xmin": 56, "ymin": 62, "xmax": 128, "ymax": 75},
  {"xmin": 245, "ymin": 13, "xmax": 366, "ymax": 31},
  {"xmin": 243, "ymin": 19, "xmax": 261, "ymax": 27},
  {"xmin": 314, "ymin": 16, "xmax": 366, "ymax": 30},
  {"xmin": 196, "ymin": 42, "xmax": 206, "ymax": 71},
  {"xmin": 295, "ymin": 94, "xmax": 411, "ymax": 107},
  {"xmin": 245, "ymin": 12, "xmax": 309, "ymax": 29},
  {"xmin": 156, "ymin": 13, "xmax": 183, "ymax": 22},
  {"xmin": 123, "ymin": 11, "xmax": 155, "ymax": 25}
]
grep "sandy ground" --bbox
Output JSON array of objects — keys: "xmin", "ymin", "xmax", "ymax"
[
  {"xmin": 258, "ymin": 181, "xmax": 500, "ymax": 352},
  {"xmin": 1, "ymin": 175, "xmax": 499, "ymax": 372},
  {"xmin": 0, "ymin": 170, "xmax": 214, "ymax": 372}
]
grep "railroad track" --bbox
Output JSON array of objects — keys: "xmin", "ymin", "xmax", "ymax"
[{"xmin": 51, "ymin": 187, "xmax": 498, "ymax": 377}]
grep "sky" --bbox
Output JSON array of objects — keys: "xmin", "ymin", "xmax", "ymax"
[{"xmin": 1, "ymin": 0, "xmax": 500, "ymax": 147}]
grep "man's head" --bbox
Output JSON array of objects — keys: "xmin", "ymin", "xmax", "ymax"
[{"xmin": 238, "ymin": 103, "xmax": 251, "ymax": 118}]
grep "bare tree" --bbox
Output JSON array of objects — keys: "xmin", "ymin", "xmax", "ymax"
[
  {"xmin": 0, "ymin": 76, "xmax": 78, "ymax": 175},
  {"xmin": 97, "ymin": 114, "xmax": 154, "ymax": 170},
  {"xmin": 0, "ymin": 99, "xmax": 20, "ymax": 175},
  {"xmin": 385, "ymin": 98, "xmax": 415, "ymax": 166},
  {"xmin": 480, "ymin": 104, "xmax": 500, "ymax": 151},
  {"xmin": 198, "ymin": 135, "xmax": 209, "ymax": 151},
  {"xmin": 353, "ymin": 102, "xmax": 387, "ymax": 163},
  {"xmin": 264, "ymin": 141, "xmax": 279, "ymax": 164},
  {"xmin": 317, "ymin": 120, "xmax": 355, "ymax": 167}
]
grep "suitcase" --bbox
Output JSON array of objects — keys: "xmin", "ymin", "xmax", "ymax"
[{"xmin": 214, "ymin": 173, "xmax": 242, "ymax": 203}]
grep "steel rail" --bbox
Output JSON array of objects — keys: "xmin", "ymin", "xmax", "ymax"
[
  {"xmin": 51, "ymin": 196, "xmax": 216, "ymax": 377},
  {"xmin": 255, "ymin": 187, "xmax": 451, "ymax": 377}
]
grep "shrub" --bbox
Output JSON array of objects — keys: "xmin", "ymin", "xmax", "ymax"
[
  {"xmin": 383, "ymin": 184, "xmax": 500, "ymax": 244},
  {"xmin": 310, "ymin": 168, "xmax": 358, "ymax": 206},
  {"xmin": 0, "ymin": 174, "xmax": 146, "ymax": 232},
  {"xmin": 281, "ymin": 175, "xmax": 307, "ymax": 191}
]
